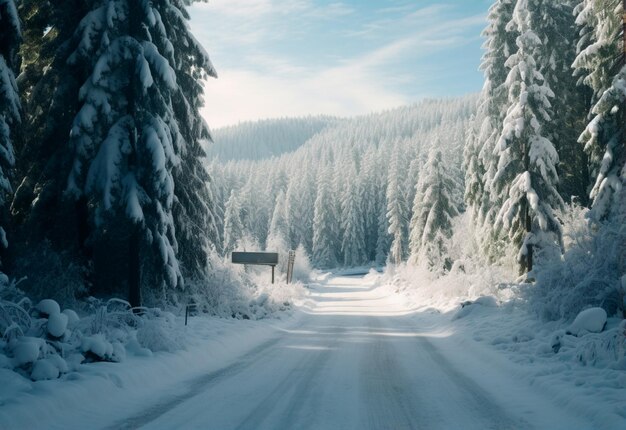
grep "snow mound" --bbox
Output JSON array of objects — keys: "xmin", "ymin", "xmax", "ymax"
[
  {"xmin": 453, "ymin": 296, "xmax": 498, "ymax": 320},
  {"xmin": 473, "ymin": 296, "xmax": 498, "ymax": 307},
  {"xmin": 80, "ymin": 333, "xmax": 125, "ymax": 363},
  {"xmin": 31, "ymin": 358, "xmax": 60, "ymax": 381},
  {"xmin": 47, "ymin": 312, "xmax": 68, "ymax": 337},
  {"xmin": 567, "ymin": 307, "xmax": 607, "ymax": 336},
  {"xmin": 11, "ymin": 337, "xmax": 43, "ymax": 366},
  {"xmin": 136, "ymin": 318, "xmax": 185, "ymax": 353},
  {"xmin": 62, "ymin": 309, "xmax": 80, "ymax": 327},
  {"xmin": 36, "ymin": 299, "xmax": 60, "ymax": 316}
]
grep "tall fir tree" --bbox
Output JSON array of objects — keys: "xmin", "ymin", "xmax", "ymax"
[
  {"xmin": 573, "ymin": 0, "xmax": 625, "ymax": 220},
  {"xmin": 375, "ymin": 202, "xmax": 391, "ymax": 266},
  {"xmin": 12, "ymin": 0, "xmax": 92, "ymax": 258},
  {"xmin": 268, "ymin": 190, "xmax": 289, "ymax": 246},
  {"xmin": 341, "ymin": 162, "xmax": 367, "ymax": 266},
  {"xmin": 463, "ymin": 114, "xmax": 485, "ymax": 222},
  {"xmin": 223, "ymin": 190, "xmax": 243, "ymax": 255},
  {"xmin": 360, "ymin": 147, "xmax": 379, "ymax": 261},
  {"xmin": 532, "ymin": 0, "xmax": 590, "ymax": 204},
  {"xmin": 386, "ymin": 144, "xmax": 409, "ymax": 265},
  {"xmin": 493, "ymin": 0, "xmax": 564, "ymax": 272},
  {"xmin": 475, "ymin": 0, "xmax": 519, "ymax": 261},
  {"xmin": 409, "ymin": 146, "xmax": 458, "ymax": 271},
  {"xmin": 0, "ymin": 0, "xmax": 20, "ymax": 261},
  {"xmin": 312, "ymin": 166, "xmax": 338, "ymax": 268},
  {"xmin": 64, "ymin": 0, "xmax": 217, "ymax": 304}
]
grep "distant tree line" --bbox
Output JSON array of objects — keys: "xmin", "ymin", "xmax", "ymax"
[{"xmin": 215, "ymin": 0, "xmax": 624, "ymax": 278}]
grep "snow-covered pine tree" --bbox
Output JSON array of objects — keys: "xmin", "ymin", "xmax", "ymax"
[
  {"xmin": 285, "ymin": 166, "xmax": 316, "ymax": 254},
  {"xmin": 240, "ymin": 174, "xmax": 269, "ymax": 249},
  {"xmin": 65, "ymin": 0, "xmax": 217, "ymax": 304},
  {"xmin": 162, "ymin": 2, "xmax": 220, "ymax": 283},
  {"xmin": 405, "ymin": 137, "xmax": 422, "ymax": 225},
  {"xmin": 341, "ymin": 162, "xmax": 367, "ymax": 267},
  {"xmin": 375, "ymin": 203, "xmax": 390, "ymax": 266},
  {"xmin": 268, "ymin": 190, "xmax": 289, "ymax": 247},
  {"xmin": 493, "ymin": 0, "xmax": 564, "ymax": 273},
  {"xmin": 532, "ymin": 0, "xmax": 589, "ymax": 204},
  {"xmin": 409, "ymin": 146, "xmax": 458, "ymax": 271},
  {"xmin": 0, "ymin": 0, "xmax": 20, "ymax": 258},
  {"xmin": 207, "ymin": 159, "xmax": 226, "ymax": 252},
  {"xmin": 475, "ymin": 0, "xmax": 518, "ymax": 260},
  {"xmin": 223, "ymin": 190, "xmax": 244, "ymax": 255},
  {"xmin": 573, "ymin": 0, "xmax": 625, "ymax": 220},
  {"xmin": 386, "ymin": 143, "xmax": 409, "ymax": 265},
  {"xmin": 463, "ymin": 114, "xmax": 485, "ymax": 222},
  {"xmin": 312, "ymin": 166, "xmax": 338, "ymax": 268},
  {"xmin": 331, "ymin": 156, "xmax": 348, "ymax": 264},
  {"xmin": 360, "ymin": 147, "xmax": 380, "ymax": 261},
  {"xmin": 11, "ymin": 1, "xmax": 92, "ymax": 249}
]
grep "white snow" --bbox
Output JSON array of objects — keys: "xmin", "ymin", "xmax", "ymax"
[
  {"xmin": 568, "ymin": 307, "xmax": 608, "ymax": 336},
  {"xmin": 31, "ymin": 358, "xmax": 60, "ymax": 381},
  {"xmin": 11, "ymin": 337, "xmax": 42, "ymax": 366},
  {"xmin": 36, "ymin": 299, "xmax": 60, "ymax": 316},
  {"xmin": 62, "ymin": 309, "xmax": 80, "ymax": 327},
  {"xmin": 0, "ymin": 274, "xmax": 623, "ymax": 430},
  {"xmin": 46, "ymin": 312, "xmax": 69, "ymax": 338}
]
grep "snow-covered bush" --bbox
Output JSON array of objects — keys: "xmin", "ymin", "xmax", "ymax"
[
  {"xmin": 384, "ymin": 257, "xmax": 515, "ymax": 311},
  {"xmin": 0, "ymin": 279, "xmax": 32, "ymax": 342},
  {"xmin": 528, "ymin": 204, "xmax": 624, "ymax": 320},
  {"xmin": 185, "ymin": 252, "xmax": 256, "ymax": 318},
  {"xmin": 386, "ymin": 212, "xmax": 518, "ymax": 310},
  {"xmin": 136, "ymin": 311, "xmax": 185, "ymax": 353},
  {"xmin": 293, "ymin": 244, "xmax": 313, "ymax": 283},
  {"xmin": 185, "ymin": 250, "xmax": 303, "ymax": 320},
  {"xmin": 1, "ymin": 279, "xmax": 203, "ymax": 382}
]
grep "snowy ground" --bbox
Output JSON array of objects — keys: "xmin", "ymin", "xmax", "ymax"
[{"xmin": 1, "ymin": 274, "xmax": 624, "ymax": 429}]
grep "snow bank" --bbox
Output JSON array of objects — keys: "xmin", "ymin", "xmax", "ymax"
[
  {"xmin": 567, "ymin": 307, "xmax": 607, "ymax": 336},
  {"xmin": 0, "ymin": 309, "xmax": 303, "ymax": 430}
]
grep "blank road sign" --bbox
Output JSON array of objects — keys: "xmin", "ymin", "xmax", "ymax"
[{"xmin": 232, "ymin": 251, "xmax": 279, "ymax": 266}]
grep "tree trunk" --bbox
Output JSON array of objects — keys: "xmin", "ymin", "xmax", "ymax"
[
  {"xmin": 128, "ymin": 221, "xmax": 141, "ymax": 308},
  {"xmin": 126, "ymin": 0, "xmax": 141, "ymax": 309},
  {"xmin": 75, "ymin": 196, "xmax": 90, "ymax": 258},
  {"xmin": 521, "ymin": 138, "xmax": 533, "ymax": 275},
  {"xmin": 525, "ymin": 203, "xmax": 533, "ymax": 273}
]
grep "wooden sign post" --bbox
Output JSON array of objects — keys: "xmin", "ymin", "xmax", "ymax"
[{"xmin": 232, "ymin": 251, "xmax": 279, "ymax": 284}]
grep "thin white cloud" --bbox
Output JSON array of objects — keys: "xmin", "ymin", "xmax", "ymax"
[
  {"xmin": 190, "ymin": 1, "xmax": 486, "ymax": 128},
  {"xmin": 201, "ymin": 66, "xmax": 409, "ymax": 129}
]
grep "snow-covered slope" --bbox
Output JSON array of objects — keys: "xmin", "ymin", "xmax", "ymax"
[{"xmin": 207, "ymin": 116, "xmax": 338, "ymax": 161}]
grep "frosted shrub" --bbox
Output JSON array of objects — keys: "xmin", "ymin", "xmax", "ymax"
[
  {"xmin": 1, "ymin": 279, "xmax": 33, "ymax": 342},
  {"xmin": 293, "ymin": 244, "xmax": 313, "ymax": 282},
  {"xmin": 186, "ymin": 252, "xmax": 256, "ymax": 318},
  {"xmin": 136, "ymin": 312, "xmax": 185, "ymax": 353},
  {"xmin": 529, "ymin": 204, "xmax": 625, "ymax": 320},
  {"xmin": 266, "ymin": 234, "xmax": 290, "ymax": 276}
]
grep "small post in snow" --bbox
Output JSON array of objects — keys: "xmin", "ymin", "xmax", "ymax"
[{"xmin": 286, "ymin": 250, "xmax": 296, "ymax": 284}]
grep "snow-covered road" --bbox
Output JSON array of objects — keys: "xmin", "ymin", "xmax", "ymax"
[{"xmin": 106, "ymin": 275, "xmax": 594, "ymax": 430}]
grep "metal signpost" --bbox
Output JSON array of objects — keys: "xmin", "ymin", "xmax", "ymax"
[{"xmin": 232, "ymin": 251, "xmax": 279, "ymax": 283}]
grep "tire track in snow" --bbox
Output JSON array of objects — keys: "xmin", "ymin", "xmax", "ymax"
[
  {"xmin": 106, "ymin": 335, "xmax": 285, "ymax": 430},
  {"xmin": 359, "ymin": 316, "xmax": 434, "ymax": 430},
  {"xmin": 234, "ymin": 324, "xmax": 345, "ymax": 430},
  {"xmin": 410, "ymin": 322, "xmax": 529, "ymax": 430}
]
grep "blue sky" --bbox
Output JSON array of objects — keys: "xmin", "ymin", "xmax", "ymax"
[{"xmin": 189, "ymin": 0, "xmax": 491, "ymax": 128}]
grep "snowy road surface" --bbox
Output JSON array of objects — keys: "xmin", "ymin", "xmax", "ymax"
[{"xmin": 106, "ymin": 275, "xmax": 594, "ymax": 430}]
